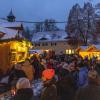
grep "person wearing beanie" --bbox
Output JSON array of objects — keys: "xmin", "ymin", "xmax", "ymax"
[
  {"xmin": 40, "ymin": 69, "xmax": 58, "ymax": 100},
  {"xmin": 11, "ymin": 78, "xmax": 33, "ymax": 100},
  {"xmin": 75, "ymin": 70, "xmax": 100, "ymax": 100}
]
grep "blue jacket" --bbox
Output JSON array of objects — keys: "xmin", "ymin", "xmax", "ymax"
[{"xmin": 78, "ymin": 67, "xmax": 88, "ymax": 88}]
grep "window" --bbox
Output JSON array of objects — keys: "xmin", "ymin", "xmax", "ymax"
[
  {"xmin": 35, "ymin": 43, "xmax": 40, "ymax": 46},
  {"xmin": 66, "ymin": 49, "xmax": 75, "ymax": 54},
  {"xmin": 42, "ymin": 43, "xmax": 48, "ymax": 46},
  {"xmin": 64, "ymin": 42, "xmax": 66, "ymax": 45},
  {"xmin": 51, "ymin": 42, "xmax": 57, "ymax": 46}
]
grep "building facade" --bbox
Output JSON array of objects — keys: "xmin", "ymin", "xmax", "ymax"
[
  {"xmin": 32, "ymin": 31, "xmax": 74, "ymax": 54},
  {"xmin": 33, "ymin": 40, "xmax": 73, "ymax": 54}
]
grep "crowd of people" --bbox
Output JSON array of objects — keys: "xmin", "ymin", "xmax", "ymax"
[{"xmin": 0, "ymin": 52, "xmax": 100, "ymax": 100}]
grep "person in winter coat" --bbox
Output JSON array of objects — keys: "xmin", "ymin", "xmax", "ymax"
[
  {"xmin": 31, "ymin": 56, "xmax": 45, "ymax": 80},
  {"xmin": 95, "ymin": 60, "xmax": 100, "ymax": 75},
  {"xmin": 8, "ymin": 63, "xmax": 27, "ymax": 87},
  {"xmin": 40, "ymin": 69, "xmax": 58, "ymax": 100},
  {"xmin": 58, "ymin": 62, "xmax": 76, "ymax": 88},
  {"xmin": 46, "ymin": 59, "xmax": 54, "ymax": 69},
  {"xmin": 75, "ymin": 70, "xmax": 100, "ymax": 100},
  {"xmin": 77, "ymin": 62, "xmax": 88, "ymax": 88},
  {"xmin": 57, "ymin": 74, "xmax": 75, "ymax": 100},
  {"xmin": 22, "ymin": 59, "xmax": 35, "ymax": 81},
  {"xmin": 11, "ymin": 78, "xmax": 33, "ymax": 100}
]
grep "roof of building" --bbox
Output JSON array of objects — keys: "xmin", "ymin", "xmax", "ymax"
[
  {"xmin": 0, "ymin": 27, "xmax": 19, "ymax": 40},
  {"xmin": 80, "ymin": 45, "xmax": 100, "ymax": 50},
  {"xmin": 0, "ymin": 22, "xmax": 22, "ymax": 28},
  {"xmin": 0, "ymin": 19, "xmax": 7, "ymax": 23},
  {"xmin": 32, "ymin": 31, "xmax": 68, "ymax": 42}
]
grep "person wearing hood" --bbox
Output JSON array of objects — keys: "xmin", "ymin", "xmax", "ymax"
[{"xmin": 11, "ymin": 78, "xmax": 33, "ymax": 100}]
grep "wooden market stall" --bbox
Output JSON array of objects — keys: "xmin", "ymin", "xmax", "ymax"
[
  {"xmin": 77, "ymin": 45, "xmax": 100, "ymax": 60},
  {"xmin": 0, "ymin": 39, "xmax": 32, "ymax": 74}
]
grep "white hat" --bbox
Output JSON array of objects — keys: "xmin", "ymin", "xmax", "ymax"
[{"xmin": 16, "ymin": 78, "xmax": 31, "ymax": 90}]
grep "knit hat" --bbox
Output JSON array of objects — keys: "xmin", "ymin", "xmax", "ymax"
[
  {"xmin": 42, "ymin": 69, "xmax": 55, "ymax": 81},
  {"xmin": 16, "ymin": 78, "xmax": 31, "ymax": 90}
]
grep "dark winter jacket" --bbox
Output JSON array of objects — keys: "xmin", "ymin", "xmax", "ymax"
[
  {"xmin": 12, "ymin": 88, "xmax": 33, "ymax": 100},
  {"xmin": 95, "ymin": 63, "xmax": 100, "ymax": 75},
  {"xmin": 75, "ymin": 85, "xmax": 100, "ymax": 100},
  {"xmin": 32, "ymin": 61, "xmax": 44, "ymax": 79},
  {"xmin": 57, "ymin": 77, "xmax": 75, "ymax": 100},
  {"xmin": 9, "ymin": 69, "xmax": 27, "ymax": 82},
  {"xmin": 8, "ymin": 69, "xmax": 27, "ymax": 86},
  {"xmin": 59, "ymin": 68, "xmax": 71, "ymax": 79},
  {"xmin": 41, "ymin": 82, "xmax": 57, "ymax": 100}
]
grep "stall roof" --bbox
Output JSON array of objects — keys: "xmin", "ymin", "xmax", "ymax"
[
  {"xmin": 81, "ymin": 45, "xmax": 100, "ymax": 51},
  {"xmin": 94, "ymin": 45, "xmax": 100, "ymax": 50}
]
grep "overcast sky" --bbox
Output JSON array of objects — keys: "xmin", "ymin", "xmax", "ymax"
[{"xmin": 0, "ymin": 0, "xmax": 99, "ymax": 29}]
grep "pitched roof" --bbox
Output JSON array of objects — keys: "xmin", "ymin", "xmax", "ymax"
[
  {"xmin": 32, "ymin": 31, "xmax": 68, "ymax": 42},
  {"xmin": 0, "ymin": 27, "xmax": 19, "ymax": 40},
  {"xmin": 0, "ymin": 22, "xmax": 22, "ymax": 28},
  {"xmin": 7, "ymin": 9, "xmax": 15, "ymax": 18}
]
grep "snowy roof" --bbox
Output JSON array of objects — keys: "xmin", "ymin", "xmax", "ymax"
[
  {"xmin": 94, "ymin": 45, "xmax": 100, "ymax": 50},
  {"xmin": 80, "ymin": 46, "xmax": 88, "ymax": 50},
  {"xmin": 32, "ymin": 31, "xmax": 68, "ymax": 42},
  {"xmin": 80, "ymin": 45, "xmax": 100, "ymax": 50},
  {"xmin": 0, "ymin": 22, "xmax": 22, "ymax": 28},
  {"xmin": 0, "ymin": 27, "xmax": 19, "ymax": 40},
  {"xmin": 0, "ymin": 19, "xmax": 8, "ymax": 23}
]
